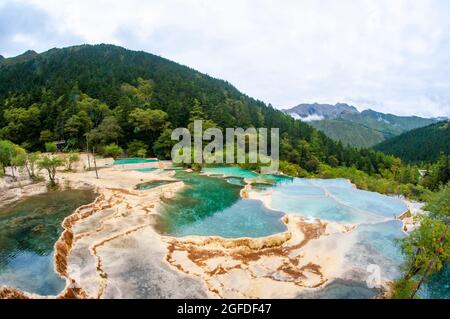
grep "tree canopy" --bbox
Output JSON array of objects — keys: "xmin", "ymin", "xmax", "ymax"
[{"xmin": 0, "ymin": 44, "xmax": 424, "ymax": 177}]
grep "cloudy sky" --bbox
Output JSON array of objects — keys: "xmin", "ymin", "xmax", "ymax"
[{"xmin": 1, "ymin": 0, "xmax": 450, "ymax": 117}]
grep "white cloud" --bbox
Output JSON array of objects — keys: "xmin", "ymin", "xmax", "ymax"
[{"xmin": 1, "ymin": 0, "xmax": 450, "ymax": 117}]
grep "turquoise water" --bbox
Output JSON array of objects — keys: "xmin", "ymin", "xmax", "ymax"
[
  {"xmin": 158, "ymin": 171, "xmax": 241, "ymax": 234},
  {"xmin": 135, "ymin": 167, "xmax": 450, "ymax": 298},
  {"xmin": 0, "ymin": 190, "xmax": 96, "ymax": 296},
  {"xmin": 204, "ymin": 167, "xmax": 293, "ymax": 188},
  {"xmin": 113, "ymin": 158, "xmax": 159, "ymax": 165},
  {"xmin": 0, "ymin": 165, "xmax": 441, "ymax": 298},
  {"xmin": 326, "ymin": 186, "xmax": 407, "ymax": 219},
  {"xmin": 268, "ymin": 178, "xmax": 407, "ymax": 223},
  {"xmin": 134, "ymin": 167, "xmax": 158, "ymax": 172},
  {"xmin": 250, "ymin": 174, "xmax": 293, "ymax": 191},
  {"xmin": 254, "ymin": 174, "xmax": 294, "ymax": 185},
  {"xmin": 356, "ymin": 221, "xmax": 406, "ymax": 266},
  {"xmin": 345, "ymin": 220, "xmax": 406, "ymax": 280},
  {"xmin": 203, "ymin": 167, "xmax": 293, "ymax": 184},
  {"xmin": 424, "ymin": 264, "xmax": 450, "ymax": 299},
  {"xmin": 136, "ymin": 180, "xmax": 177, "ymax": 190},
  {"xmin": 160, "ymin": 168, "xmax": 407, "ymax": 237},
  {"xmin": 272, "ymin": 195, "xmax": 372, "ymax": 223},
  {"xmin": 172, "ymin": 199, "xmax": 286, "ymax": 238},
  {"xmin": 202, "ymin": 166, "xmax": 258, "ymax": 179},
  {"xmin": 158, "ymin": 167, "xmax": 419, "ymax": 298},
  {"xmin": 297, "ymin": 279, "xmax": 380, "ymax": 299},
  {"xmin": 225, "ymin": 177, "xmax": 246, "ymax": 186},
  {"xmin": 158, "ymin": 171, "xmax": 287, "ymax": 238}
]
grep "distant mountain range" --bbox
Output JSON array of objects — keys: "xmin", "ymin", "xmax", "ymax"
[
  {"xmin": 285, "ymin": 103, "xmax": 358, "ymax": 121},
  {"xmin": 284, "ymin": 103, "xmax": 440, "ymax": 148}
]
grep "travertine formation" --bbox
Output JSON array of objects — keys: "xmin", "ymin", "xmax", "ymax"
[
  {"xmin": 165, "ymin": 217, "xmax": 331, "ymax": 298},
  {"xmin": 0, "ymin": 181, "xmax": 48, "ymax": 209},
  {"xmin": 0, "ymin": 164, "xmax": 424, "ymax": 299},
  {"xmin": 49, "ymin": 168, "xmax": 208, "ymax": 298},
  {"xmin": 51, "ymin": 168, "xmax": 360, "ymax": 298}
]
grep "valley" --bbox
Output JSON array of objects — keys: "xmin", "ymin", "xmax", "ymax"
[{"xmin": 0, "ymin": 44, "xmax": 449, "ymax": 300}]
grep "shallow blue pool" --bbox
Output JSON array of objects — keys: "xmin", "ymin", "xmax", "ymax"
[
  {"xmin": 347, "ymin": 220, "xmax": 406, "ymax": 279},
  {"xmin": 225, "ymin": 177, "xmax": 246, "ymax": 186},
  {"xmin": 113, "ymin": 158, "xmax": 159, "ymax": 165},
  {"xmin": 0, "ymin": 252, "xmax": 65, "ymax": 296},
  {"xmin": 158, "ymin": 171, "xmax": 288, "ymax": 238},
  {"xmin": 268, "ymin": 178, "xmax": 407, "ymax": 223},
  {"xmin": 154, "ymin": 167, "xmax": 437, "ymax": 298},
  {"xmin": 133, "ymin": 167, "xmax": 158, "ymax": 172},
  {"xmin": 171, "ymin": 199, "xmax": 287, "ymax": 238},
  {"xmin": 0, "ymin": 190, "xmax": 96, "ymax": 296},
  {"xmin": 202, "ymin": 166, "xmax": 258, "ymax": 179},
  {"xmin": 163, "ymin": 169, "xmax": 408, "ymax": 234}
]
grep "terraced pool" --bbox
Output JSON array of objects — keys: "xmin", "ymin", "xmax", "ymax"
[
  {"xmin": 113, "ymin": 158, "xmax": 159, "ymax": 165},
  {"xmin": 268, "ymin": 178, "xmax": 408, "ymax": 223},
  {"xmin": 160, "ymin": 169, "xmax": 408, "ymax": 237},
  {"xmin": 0, "ymin": 190, "xmax": 96, "ymax": 296},
  {"xmin": 157, "ymin": 167, "xmax": 414, "ymax": 298},
  {"xmin": 136, "ymin": 180, "xmax": 177, "ymax": 190},
  {"xmin": 202, "ymin": 166, "xmax": 258, "ymax": 179}
]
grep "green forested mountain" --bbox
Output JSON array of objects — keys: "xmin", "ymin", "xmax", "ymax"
[
  {"xmin": 310, "ymin": 110, "xmax": 438, "ymax": 148},
  {"xmin": 0, "ymin": 44, "xmax": 399, "ymax": 175},
  {"xmin": 342, "ymin": 110, "xmax": 437, "ymax": 137},
  {"xmin": 285, "ymin": 104, "xmax": 438, "ymax": 147},
  {"xmin": 373, "ymin": 121, "xmax": 450, "ymax": 163},
  {"xmin": 309, "ymin": 119, "xmax": 386, "ymax": 147}
]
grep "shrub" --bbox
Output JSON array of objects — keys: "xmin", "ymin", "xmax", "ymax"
[
  {"xmin": 127, "ymin": 140, "xmax": 148, "ymax": 158},
  {"xmin": 63, "ymin": 152, "xmax": 80, "ymax": 171},
  {"xmin": 391, "ymin": 278, "xmax": 416, "ymax": 299},
  {"xmin": 304, "ymin": 156, "xmax": 321, "ymax": 173},
  {"xmin": 45, "ymin": 142, "xmax": 57, "ymax": 153},
  {"xmin": 103, "ymin": 143, "xmax": 124, "ymax": 159},
  {"xmin": 279, "ymin": 161, "xmax": 308, "ymax": 177},
  {"xmin": 37, "ymin": 155, "xmax": 64, "ymax": 188},
  {"xmin": 136, "ymin": 148, "xmax": 147, "ymax": 158},
  {"xmin": 327, "ymin": 155, "xmax": 339, "ymax": 167},
  {"xmin": 424, "ymin": 183, "xmax": 450, "ymax": 217},
  {"xmin": 40, "ymin": 130, "xmax": 54, "ymax": 143}
]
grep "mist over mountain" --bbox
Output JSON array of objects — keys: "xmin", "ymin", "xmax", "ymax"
[{"xmin": 284, "ymin": 103, "xmax": 358, "ymax": 121}]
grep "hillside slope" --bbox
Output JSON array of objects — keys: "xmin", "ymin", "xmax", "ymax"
[
  {"xmin": 341, "ymin": 110, "xmax": 437, "ymax": 139},
  {"xmin": 0, "ymin": 44, "xmax": 396, "ymax": 175},
  {"xmin": 373, "ymin": 121, "xmax": 450, "ymax": 163},
  {"xmin": 309, "ymin": 119, "xmax": 386, "ymax": 148},
  {"xmin": 285, "ymin": 103, "xmax": 437, "ymax": 147}
]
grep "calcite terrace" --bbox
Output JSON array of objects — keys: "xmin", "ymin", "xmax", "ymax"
[{"xmin": 1, "ymin": 166, "xmax": 415, "ymax": 299}]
